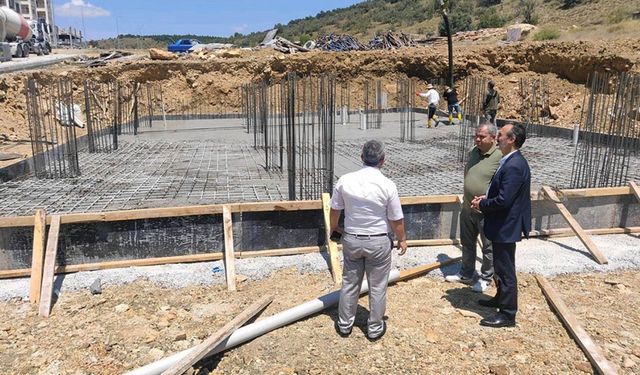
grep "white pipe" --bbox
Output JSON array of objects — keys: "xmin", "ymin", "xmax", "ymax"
[{"xmin": 126, "ymin": 269, "xmax": 401, "ymax": 375}]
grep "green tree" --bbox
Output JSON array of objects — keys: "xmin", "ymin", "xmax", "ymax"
[
  {"xmin": 520, "ymin": 0, "xmax": 538, "ymax": 24},
  {"xmin": 478, "ymin": 0, "xmax": 501, "ymax": 7},
  {"xmin": 478, "ymin": 8, "xmax": 506, "ymax": 28},
  {"xmin": 439, "ymin": 11, "xmax": 473, "ymax": 35}
]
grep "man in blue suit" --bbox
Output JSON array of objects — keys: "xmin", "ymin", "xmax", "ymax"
[{"xmin": 471, "ymin": 123, "xmax": 531, "ymax": 328}]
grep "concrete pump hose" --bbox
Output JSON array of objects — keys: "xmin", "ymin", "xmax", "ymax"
[{"xmin": 125, "ymin": 269, "xmax": 401, "ymax": 375}]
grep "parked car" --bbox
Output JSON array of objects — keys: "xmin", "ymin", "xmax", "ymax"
[{"xmin": 167, "ymin": 39, "xmax": 200, "ymax": 53}]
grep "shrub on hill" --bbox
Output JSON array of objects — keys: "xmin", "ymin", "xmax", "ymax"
[{"xmin": 533, "ymin": 27, "xmax": 560, "ymax": 40}]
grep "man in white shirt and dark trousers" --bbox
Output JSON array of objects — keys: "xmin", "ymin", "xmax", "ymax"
[
  {"xmin": 330, "ymin": 140, "xmax": 408, "ymax": 341},
  {"xmin": 416, "ymin": 83, "xmax": 440, "ymax": 128}
]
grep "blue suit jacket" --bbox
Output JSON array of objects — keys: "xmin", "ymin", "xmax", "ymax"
[{"xmin": 480, "ymin": 150, "xmax": 531, "ymax": 243}]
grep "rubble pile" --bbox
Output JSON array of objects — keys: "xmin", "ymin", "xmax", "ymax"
[
  {"xmin": 369, "ymin": 31, "xmax": 417, "ymax": 50},
  {"xmin": 315, "ymin": 34, "xmax": 368, "ymax": 52}
]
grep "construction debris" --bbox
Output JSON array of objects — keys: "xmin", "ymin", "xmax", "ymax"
[
  {"xmin": 507, "ymin": 24, "xmax": 538, "ymax": 42},
  {"xmin": 369, "ymin": 31, "xmax": 417, "ymax": 49},
  {"xmin": 76, "ymin": 50, "xmax": 133, "ymax": 67},
  {"xmin": 189, "ymin": 43, "xmax": 234, "ymax": 53},
  {"xmin": 261, "ymin": 36, "xmax": 309, "ymax": 54},
  {"xmin": 316, "ymin": 34, "xmax": 367, "ymax": 52}
]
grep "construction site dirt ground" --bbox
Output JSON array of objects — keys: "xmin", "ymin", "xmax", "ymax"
[{"xmin": 1, "ymin": 233, "xmax": 639, "ymax": 375}]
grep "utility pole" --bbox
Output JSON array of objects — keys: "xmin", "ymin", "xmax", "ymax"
[{"xmin": 438, "ymin": 0, "xmax": 454, "ymax": 88}]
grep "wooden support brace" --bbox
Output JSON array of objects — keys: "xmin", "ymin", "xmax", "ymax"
[
  {"xmin": 398, "ymin": 257, "xmax": 461, "ymax": 281},
  {"xmin": 222, "ymin": 205, "xmax": 236, "ymax": 291},
  {"xmin": 38, "ymin": 215, "xmax": 61, "ymax": 318},
  {"xmin": 321, "ymin": 193, "xmax": 342, "ymax": 285},
  {"xmin": 162, "ymin": 294, "xmax": 273, "ymax": 375},
  {"xmin": 535, "ymin": 275, "xmax": 618, "ymax": 375},
  {"xmin": 29, "ymin": 209, "xmax": 46, "ymax": 304},
  {"xmin": 540, "ymin": 186, "xmax": 608, "ymax": 265},
  {"xmin": 629, "ymin": 181, "xmax": 640, "ymax": 202}
]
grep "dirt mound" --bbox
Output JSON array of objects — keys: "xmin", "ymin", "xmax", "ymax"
[{"xmin": 0, "ymin": 269, "xmax": 638, "ymax": 374}]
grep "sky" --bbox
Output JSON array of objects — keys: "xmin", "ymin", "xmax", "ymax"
[{"xmin": 52, "ymin": 0, "xmax": 364, "ymax": 40}]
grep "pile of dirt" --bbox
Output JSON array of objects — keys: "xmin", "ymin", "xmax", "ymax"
[
  {"xmin": 0, "ymin": 268, "xmax": 637, "ymax": 374},
  {"xmin": 1, "ymin": 39, "xmax": 639, "ymax": 160}
]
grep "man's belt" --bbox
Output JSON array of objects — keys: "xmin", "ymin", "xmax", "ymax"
[{"xmin": 345, "ymin": 232, "xmax": 388, "ymax": 239}]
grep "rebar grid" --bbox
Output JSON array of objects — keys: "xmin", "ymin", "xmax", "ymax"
[
  {"xmin": 26, "ymin": 77, "xmax": 81, "ymax": 179},
  {"xmin": 571, "ymin": 72, "xmax": 640, "ymax": 188}
]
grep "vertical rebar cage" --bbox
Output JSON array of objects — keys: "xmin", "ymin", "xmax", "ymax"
[
  {"xmin": 519, "ymin": 78, "xmax": 550, "ymax": 138},
  {"xmin": 397, "ymin": 77, "xmax": 416, "ymax": 142},
  {"xmin": 83, "ymin": 80, "xmax": 118, "ymax": 152},
  {"xmin": 571, "ymin": 72, "xmax": 640, "ymax": 188},
  {"xmin": 457, "ymin": 76, "xmax": 488, "ymax": 164},
  {"xmin": 26, "ymin": 77, "xmax": 81, "ymax": 179}
]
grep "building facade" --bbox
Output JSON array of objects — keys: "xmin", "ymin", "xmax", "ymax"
[{"xmin": 10, "ymin": 0, "xmax": 54, "ymax": 27}]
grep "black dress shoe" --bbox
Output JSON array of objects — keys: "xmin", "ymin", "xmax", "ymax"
[
  {"xmin": 478, "ymin": 298, "xmax": 499, "ymax": 308},
  {"xmin": 366, "ymin": 322, "xmax": 387, "ymax": 342},
  {"xmin": 335, "ymin": 322, "xmax": 352, "ymax": 338},
  {"xmin": 480, "ymin": 313, "xmax": 516, "ymax": 328}
]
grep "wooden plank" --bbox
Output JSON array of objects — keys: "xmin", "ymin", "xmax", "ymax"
[
  {"xmin": 531, "ymin": 186, "xmax": 631, "ymax": 200},
  {"xmin": 29, "ymin": 209, "xmax": 47, "ymax": 304},
  {"xmin": 400, "ymin": 195, "xmax": 460, "ymax": 205},
  {"xmin": 529, "ymin": 226, "xmax": 640, "ymax": 239},
  {"xmin": 237, "ymin": 246, "xmax": 322, "ymax": 258},
  {"xmin": 322, "ymin": 193, "xmax": 342, "ymax": 285},
  {"xmin": 38, "ymin": 215, "xmax": 61, "ymax": 318},
  {"xmin": 2, "ymin": 224, "xmax": 639, "ymax": 280},
  {"xmin": 406, "ymin": 239, "xmax": 461, "ymax": 247},
  {"xmin": 0, "ymin": 186, "xmax": 635, "ymax": 229},
  {"xmin": 398, "ymin": 257, "xmax": 461, "ymax": 281},
  {"xmin": 0, "ymin": 252, "xmax": 224, "ymax": 280},
  {"xmin": 535, "ymin": 275, "xmax": 618, "ymax": 375},
  {"xmin": 629, "ymin": 181, "xmax": 640, "ymax": 202},
  {"xmin": 161, "ymin": 294, "xmax": 273, "ymax": 375},
  {"xmin": 541, "ymin": 186, "xmax": 608, "ymax": 265},
  {"xmin": 0, "ymin": 215, "xmax": 35, "ymax": 228},
  {"xmin": 222, "ymin": 205, "xmax": 236, "ymax": 291}
]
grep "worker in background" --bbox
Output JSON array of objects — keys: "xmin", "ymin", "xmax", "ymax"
[
  {"xmin": 330, "ymin": 140, "xmax": 407, "ymax": 341},
  {"xmin": 482, "ymin": 80, "xmax": 500, "ymax": 125},
  {"xmin": 443, "ymin": 86, "xmax": 462, "ymax": 125},
  {"xmin": 445, "ymin": 123, "xmax": 501, "ymax": 293},
  {"xmin": 416, "ymin": 84, "xmax": 440, "ymax": 128}
]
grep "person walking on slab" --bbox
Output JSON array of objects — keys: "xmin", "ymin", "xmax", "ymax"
[
  {"xmin": 471, "ymin": 123, "xmax": 531, "ymax": 328},
  {"xmin": 482, "ymin": 80, "xmax": 500, "ymax": 125},
  {"xmin": 443, "ymin": 86, "xmax": 462, "ymax": 125},
  {"xmin": 330, "ymin": 140, "xmax": 407, "ymax": 341},
  {"xmin": 416, "ymin": 83, "xmax": 440, "ymax": 128},
  {"xmin": 445, "ymin": 122, "xmax": 501, "ymax": 293}
]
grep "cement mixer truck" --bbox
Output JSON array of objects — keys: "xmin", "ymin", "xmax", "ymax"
[{"xmin": 0, "ymin": 5, "xmax": 34, "ymax": 61}]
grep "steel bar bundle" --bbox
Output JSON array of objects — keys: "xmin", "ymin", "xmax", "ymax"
[
  {"xmin": 571, "ymin": 72, "xmax": 640, "ymax": 188},
  {"xmin": 369, "ymin": 31, "xmax": 417, "ymax": 50},
  {"xmin": 397, "ymin": 78, "xmax": 416, "ymax": 142},
  {"xmin": 457, "ymin": 77, "xmax": 488, "ymax": 164},
  {"xmin": 518, "ymin": 78, "xmax": 550, "ymax": 137},
  {"xmin": 26, "ymin": 77, "xmax": 81, "ymax": 178}
]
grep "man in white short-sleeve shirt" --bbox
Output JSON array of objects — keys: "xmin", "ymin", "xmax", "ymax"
[{"xmin": 330, "ymin": 140, "xmax": 407, "ymax": 341}]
